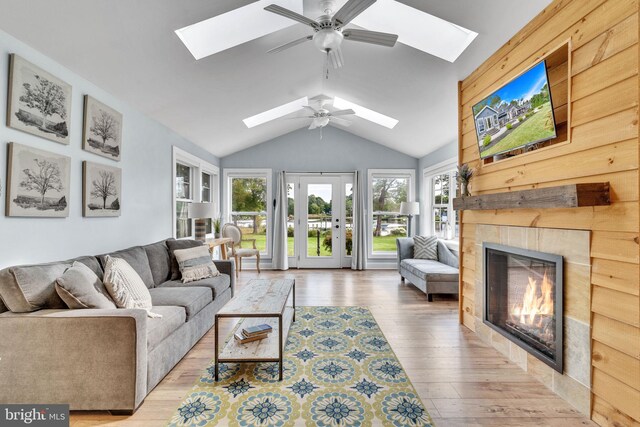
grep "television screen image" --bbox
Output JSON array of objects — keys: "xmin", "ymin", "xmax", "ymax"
[{"xmin": 473, "ymin": 60, "xmax": 557, "ymax": 159}]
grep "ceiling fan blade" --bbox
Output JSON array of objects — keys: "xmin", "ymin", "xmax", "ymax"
[
  {"xmin": 331, "ymin": 0, "xmax": 377, "ymax": 27},
  {"xmin": 330, "ymin": 108, "xmax": 355, "ymax": 116},
  {"xmin": 264, "ymin": 4, "xmax": 320, "ymax": 29},
  {"xmin": 343, "ymin": 29, "xmax": 398, "ymax": 47},
  {"xmin": 303, "ymin": 105, "xmax": 319, "ymax": 114},
  {"xmin": 286, "ymin": 115, "xmax": 315, "ymax": 119},
  {"xmin": 267, "ymin": 35, "xmax": 313, "ymax": 54},
  {"xmin": 329, "ymin": 47, "xmax": 344, "ymax": 69},
  {"xmin": 330, "ymin": 116, "xmax": 352, "ymax": 127}
]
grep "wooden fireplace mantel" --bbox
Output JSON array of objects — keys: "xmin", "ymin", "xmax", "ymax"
[{"xmin": 453, "ymin": 183, "xmax": 610, "ymax": 211}]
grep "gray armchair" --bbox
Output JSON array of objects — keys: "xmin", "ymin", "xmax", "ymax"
[{"xmin": 396, "ymin": 237, "xmax": 459, "ymax": 301}]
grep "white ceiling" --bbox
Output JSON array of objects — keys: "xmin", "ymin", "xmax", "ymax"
[{"xmin": 0, "ymin": 0, "xmax": 552, "ymax": 158}]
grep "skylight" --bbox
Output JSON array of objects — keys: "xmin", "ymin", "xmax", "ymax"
[
  {"xmin": 243, "ymin": 97, "xmax": 309, "ymax": 128},
  {"xmin": 176, "ymin": 0, "xmax": 303, "ymax": 60},
  {"xmin": 352, "ymin": 0, "xmax": 478, "ymax": 63},
  {"xmin": 333, "ymin": 96, "xmax": 398, "ymax": 129}
]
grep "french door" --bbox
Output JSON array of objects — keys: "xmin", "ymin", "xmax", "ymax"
[{"xmin": 287, "ymin": 174, "xmax": 353, "ymax": 268}]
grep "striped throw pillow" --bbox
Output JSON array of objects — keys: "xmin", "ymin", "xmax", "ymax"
[
  {"xmin": 414, "ymin": 235, "xmax": 438, "ymax": 260},
  {"xmin": 174, "ymin": 246, "xmax": 220, "ymax": 284},
  {"xmin": 103, "ymin": 256, "xmax": 161, "ymax": 318}
]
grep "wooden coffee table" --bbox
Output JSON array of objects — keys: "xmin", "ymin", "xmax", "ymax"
[{"xmin": 213, "ymin": 278, "xmax": 295, "ymax": 381}]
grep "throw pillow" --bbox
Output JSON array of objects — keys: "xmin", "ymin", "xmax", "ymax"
[
  {"xmin": 166, "ymin": 239, "xmax": 204, "ymax": 280},
  {"xmin": 414, "ymin": 235, "xmax": 438, "ymax": 260},
  {"xmin": 174, "ymin": 246, "xmax": 220, "ymax": 284},
  {"xmin": 103, "ymin": 256, "xmax": 161, "ymax": 318},
  {"xmin": 55, "ymin": 262, "xmax": 116, "ymax": 309}
]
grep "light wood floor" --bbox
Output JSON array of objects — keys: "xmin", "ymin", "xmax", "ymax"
[{"xmin": 70, "ymin": 270, "xmax": 595, "ymax": 426}]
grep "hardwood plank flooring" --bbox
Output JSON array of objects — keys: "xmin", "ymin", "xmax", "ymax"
[{"xmin": 70, "ymin": 269, "xmax": 595, "ymax": 426}]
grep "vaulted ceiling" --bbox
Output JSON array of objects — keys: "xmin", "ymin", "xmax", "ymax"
[{"xmin": 0, "ymin": 0, "xmax": 552, "ymax": 158}]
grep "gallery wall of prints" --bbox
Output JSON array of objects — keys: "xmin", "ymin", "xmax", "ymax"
[{"xmin": 5, "ymin": 54, "xmax": 123, "ymax": 219}]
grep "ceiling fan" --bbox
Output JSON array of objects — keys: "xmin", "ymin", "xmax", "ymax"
[
  {"xmin": 264, "ymin": 0, "xmax": 398, "ymax": 68},
  {"xmin": 287, "ymin": 95, "xmax": 355, "ymax": 137}
]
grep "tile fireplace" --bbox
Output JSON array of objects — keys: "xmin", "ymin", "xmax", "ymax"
[{"xmin": 484, "ymin": 242, "xmax": 564, "ymax": 372}]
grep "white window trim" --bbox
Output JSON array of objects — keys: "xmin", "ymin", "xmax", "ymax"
[
  {"xmin": 367, "ymin": 168, "xmax": 416, "ymax": 259},
  {"xmin": 223, "ymin": 168, "xmax": 273, "ymax": 258},
  {"xmin": 172, "ymin": 146, "xmax": 220, "ymax": 239},
  {"xmin": 422, "ymin": 157, "xmax": 457, "ymax": 241}
]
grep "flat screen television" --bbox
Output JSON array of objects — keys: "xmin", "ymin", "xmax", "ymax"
[{"xmin": 473, "ymin": 60, "xmax": 557, "ymax": 160}]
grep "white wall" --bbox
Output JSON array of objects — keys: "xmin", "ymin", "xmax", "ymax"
[{"xmin": 0, "ymin": 29, "xmax": 219, "ymax": 268}]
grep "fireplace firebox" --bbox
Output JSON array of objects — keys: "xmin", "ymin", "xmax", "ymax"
[{"xmin": 483, "ymin": 243, "xmax": 563, "ymax": 372}]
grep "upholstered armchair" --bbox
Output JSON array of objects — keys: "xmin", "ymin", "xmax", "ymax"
[{"xmin": 221, "ymin": 223, "xmax": 261, "ymax": 277}]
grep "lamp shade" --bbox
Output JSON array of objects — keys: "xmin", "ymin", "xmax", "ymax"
[
  {"xmin": 399, "ymin": 201, "xmax": 420, "ymax": 216},
  {"xmin": 188, "ymin": 202, "xmax": 215, "ymax": 219}
]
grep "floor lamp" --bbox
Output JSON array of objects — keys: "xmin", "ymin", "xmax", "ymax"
[
  {"xmin": 400, "ymin": 201, "xmax": 420, "ymax": 237},
  {"xmin": 188, "ymin": 202, "xmax": 216, "ymax": 242}
]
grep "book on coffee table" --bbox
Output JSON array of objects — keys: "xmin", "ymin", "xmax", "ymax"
[
  {"xmin": 242, "ymin": 324, "xmax": 273, "ymax": 337},
  {"xmin": 234, "ymin": 331, "xmax": 269, "ymax": 344}
]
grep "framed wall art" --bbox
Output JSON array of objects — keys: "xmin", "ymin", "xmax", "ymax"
[{"xmin": 7, "ymin": 54, "xmax": 72, "ymax": 144}]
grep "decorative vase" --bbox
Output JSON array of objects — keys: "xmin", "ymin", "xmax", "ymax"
[
  {"xmin": 461, "ymin": 182, "xmax": 470, "ymax": 197},
  {"xmin": 214, "ymin": 232, "xmax": 221, "ymax": 239}
]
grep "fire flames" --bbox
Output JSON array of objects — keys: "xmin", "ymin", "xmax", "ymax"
[{"xmin": 511, "ymin": 271, "xmax": 554, "ymax": 327}]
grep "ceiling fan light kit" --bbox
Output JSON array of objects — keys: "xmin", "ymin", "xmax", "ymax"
[{"xmin": 264, "ymin": 0, "xmax": 398, "ymax": 69}]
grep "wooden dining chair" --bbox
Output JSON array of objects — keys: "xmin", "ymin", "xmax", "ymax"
[{"xmin": 221, "ymin": 223, "xmax": 261, "ymax": 277}]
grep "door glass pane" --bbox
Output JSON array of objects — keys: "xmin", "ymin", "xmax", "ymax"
[
  {"xmin": 176, "ymin": 163, "xmax": 191, "ymax": 199},
  {"xmin": 345, "ymin": 183, "xmax": 353, "ymax": 256},
  {"xmin": 307, "ymin": 184, "xmax": 332, "ymax": 257},
  {"xmin": 287, "ymin": 183, "xmax": 295, "ymax": 257},
  {"xmin": 176, "ymin": 201, "xmax": 192, "ymax": 238},
  {"xmin": 372, "ymin": 177, "xmax": 408, "ymax": 253},
  {"xmin": 231, "ymin": 177, "xmax": 267, "ymax": 253}
]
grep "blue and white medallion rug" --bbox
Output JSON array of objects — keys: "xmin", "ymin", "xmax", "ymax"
[{"xmin": 168, "ymin": 306, "xmax": 433, "ymax": 426}]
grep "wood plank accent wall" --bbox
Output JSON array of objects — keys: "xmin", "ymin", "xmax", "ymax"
[{"xmin": 457, "ymin": 0, "xmax": 640, "ymax": 425}]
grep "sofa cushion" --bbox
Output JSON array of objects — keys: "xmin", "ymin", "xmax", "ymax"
[
  {"xmin": 98, "ymin": 246, "xmax": 155, "ymax": 288},
  {"xmin": 174, "ymin": 246, "xmax": 219, "ymax": 283},
  {"xmin": 67, "ymin": 256, "xmax": 104, "ymax": 279},
  {"xmin": 166, "ymin": 239, "xmax": 204, "ymax": 280},
  {"xmin": 55, "ymin": 262, "xmax": 116, "ymax": 309},
  {"xmin": 401, "ymin": 259, "xmax": 459, "ymax": 282},
  {"xmin": 103, "ymin": 256, "xmax": 161, "ymax": 318},
  {"xmin": 147, "ymin": 306, "xmax": 186, "ymax": 351},
  {"xmin": 148, "ymin": 287, "xmax": 211, "ymax": 321},
  {"xmin": 413, "ymin": 235, "xmax": 438, "ymax": 260},
  {"xmin": 143, "ymin": 240, "xmax": 171, "ymax": 286},
  {"xmin": 0, "ymin": 262, "xmax": 70, "ymax": 312},
  {"xmin": 159, "ymin": 274, "xmax": 230, "ymax": 299}
]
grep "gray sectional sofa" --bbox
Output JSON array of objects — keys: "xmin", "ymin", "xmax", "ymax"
[
  {"xmin": 396, "ymin": 237, "xmax": 460, "ymax": 301},
  {"xmin": 0, "ymin": 238, "xmax": 234, "ymax": 413}
]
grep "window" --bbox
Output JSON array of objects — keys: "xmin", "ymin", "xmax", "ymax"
[
  {"xmin": 202, "ymin": 172, "xmax": 213, "ymax": 234},
  {"xmin": 423, "ymin": 159, "xmax": 458, "ymax": 240},
  {"xmin": 172, "ymin": 147, "xmax": 219, "ymax": 239},
  {"xmin": 175, "ymin": 163, "xmax": 193, "ymax": 239},
  {"xmin": 224, "ymin": 169, "xmax": 272, "ymax": 256},
  {"xmin": 368, "ymin": 169, "xmax": 415, "ymax": 257}
]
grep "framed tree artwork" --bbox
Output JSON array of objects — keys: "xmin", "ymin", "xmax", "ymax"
[
  {"xmin": 82, "ymin": 96, "xmax": 123, "ymax": 161},
  {"xmin": 6, "ymin": 142, "xmax": 71, "ymax": 217},
  {"xmin": 83, "ymin": 161, "xmax": 121, "ymax": 217},
  {"xmin": 7, "ymin": 54, "xmax": 72, "ymax": 145}
]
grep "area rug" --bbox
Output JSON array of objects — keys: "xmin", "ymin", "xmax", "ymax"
[{"xmin": 167, "ymin": 306, "xmax": 433, "ymax": 426}]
